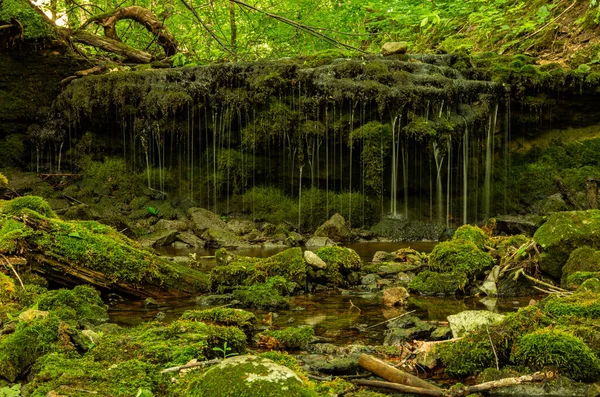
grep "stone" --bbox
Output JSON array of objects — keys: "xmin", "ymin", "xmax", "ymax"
[
  {"xmin": 81, "ymin": 329, "xmax": 101, "ymax": 345},
  {"xmin": 18, "ymin": 309, "xmax": 49, "ymax": 322},
  {"xmin": 429, "ymin": 326, "xmax": 452, "ymax": 341},
  {"xmin": 479, "ymin": 265, "xmax": 500, "ymax": 297},
  {"xmin": 382, "ymin": 287, "xmax": 409, "ymax": 306},
  {"xmin": 227, "ymin": 219, "xmax": 256, "ymax": 235},
  {"xmin": 304, "ymin": 250, "xmax": 327, "ymax": 269},
  {"xmin": 305, "ymin": 356, "xmax": 360, "ymax": 375},
  {"xmin": 372, "ymin": 251, "xmax": 396, "ymax": 263},
  {"xmin": 189, "ymin": 207, "xmax": 243, "ymax": 247},
  {"xmin": 188, "ymin": 355, "xmax": 312, "ymax": 397},
  {"xmin": 149, "ymin": 218, "xmax": 189, "ymax": 233},
  {"xmin": 361, "ymin": 273, "xmax": 381, "ymax": 285},
  {"xmin": 447, "ymin": 310, "xmax": 506, "ymax": 338},
  {"xmin": 381, "ymin": 41, "xmax": 408, "ymax": 55},
  {"xmin": 178, "ymin": 231, "xmax": 205, "ymax": 248},
  {"xmin": 305, "ymin": 236, "xmax": 336, "ymax": 248},
  {"xmin": 378, "ymin": 262, "xmax": 420, "ymax": 275},
  {"xmin": 171, "ymin": 241, "xmax": 191, "ymax": 249},
  {"xmin": 496, "ymin": 214, "xmax": 543, "ymax": 236},
  {"xmin": 314, "ymin": 213, "xmax": 352, "ymax": 243},
  {"xmin": 138, "ymin": 229, "xmax": 179, "ymax": 248}
]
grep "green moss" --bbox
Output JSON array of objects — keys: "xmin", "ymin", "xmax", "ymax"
[
  {"xmin": 1, "ymin": 196, "xmax": 57, "ymax": 219},
  {"xmin": 408, "ymin": 270, "xmax": 466, "ymax": 296},
  {"xmin": 314, "ymin": 246, "xmax": 362, "ymax": 286},
  {"xmin": 211, "ymin": 261, "xmax": 257, "ymax": 290},
  {"xmin": 180, "ymin": 308, "xmax": 256, "ymax": 330},
  {"xmin": 562, "ymin": 247, "xmax": 600, "ymax": 286},
  {"xmin": 0, "ymin": 172, "xmax": 7, "ymax": 189},
  {"xmin": 28, "ymin": 353, "xmax": 164, "ymax": 397},
  {"xmin": 254, "ymin": 248, "xmax": 307, "ymax": 286},
  {"xmin": 543, "ymin": 290, "xmax": 600, "ymax": 319},
  {"xmin": 428, "ymin": 240, "xmax": 495, "ymax": 279},
  {"xmin": 91, "ymin": 319, "xmax": 247, "ymax": 367},
  {"xmin": 0, "ymin": 313, "xmax": 71, "ymax": 382},
  {"xmin": 511, "ymin": 329, "xmax": 600, "ymax": 382},
  {"xmin": 437, "ymin": 338, "xmax": 495, "ymax": 377},
  {"xmin": 452, "ymin": 225, "xmax": 489, "ymax": 250},
  {"xmin": 258, "ymin": 351, "xmax": 304, "ymax": 374},
  {"xmin": 261, "ymin": 326, "xmax": 314, "ymax": 350},
  {"xmin": 534, "ymin": 210, "xmax": 600, "ymax": 279},
  {"xmin": 0, "ymin": 272, "xmax": 17, "ymax": 304},
  {"xmin": 232, "ymin": 277, "xmax": 291, "ymax": 309},
  {"xmin": 0, "ymin": 0, "xmax": 53, "ymax": 40},
  {"xmin": 36, "ymin": 285, "xmax": 108, "ymax": 326},
  {"xmin": 566, "ymin": 272, "xmax": 600, "ymax": 288}
]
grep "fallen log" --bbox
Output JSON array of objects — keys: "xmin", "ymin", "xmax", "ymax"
[
  {"xmin": 351, "ymin": 379, "xmax": 443, "ymax": 396},
  {"xmin": 357, "ymin": 354, "xmax": 441, "ymax": 391}
]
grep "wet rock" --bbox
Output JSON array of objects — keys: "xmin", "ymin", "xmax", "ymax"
[
  {"xmin": 149, "ymin": 218, "xmax": 189, "ymax": 233},
  {"xmin": 496, "ymin": 214, "xmax": 543, "ymax": 236},
  {"xmin": 187, "ymin": 355, "xmax": 312, "ymax": 397},
  {"xmin": 305, "ymin": 356, "xmax": 360, "ymax": 375},
  {"xmin": 382, "ymin": 287, "xmax": 409, "ymax": 306},
  {"xmin": 378, "ymin": 262, "xmax": 420, "ymax": 275},
  {"xmin": 138, "ymin": 229, "xmax": 179, "ymax": 248},
  {"xmin": 144, "ymin": 297, "xmax": 158, "ymax": 307},
  {"xmin": 479, "ymin": 265, "xmax": 500, "ymax": 297},
  {"xmin": 396, "ymin": 272, "xmax": 412, "ymax": 287},
  {"xmin": 196, "ymin": 294, "xmax": 235, "ymax": 306},
  {"xmin": 285, "ymin": 232, "xmax": 304, "ymax": 247},
  {"xmin": 447, "ymin": 310, "xmax": 506, "ymax": 338},
  {"xmin": 485, "ymin": 375, "xmax": 596, "ymax": 397},
  {"xmin": 305, "ymin": 236, "xmax": 336, "ymax": 249},
  {"xmin": 314, "ymin": 213, "xmax": 352, "ymax": 243},
  {"xmin": 429, "ymin": 326, "xmax": 452, "ymax": 341},
  {"xmin": 304, "ymin": 250, "xmax": 327, "ymax": 269},
  {"xmin": 361, "ymin": 273, "xmax": 381, "ymax": 285},
  {"xmin": 171, "ymin": 241, "xmax": 190, "ymax": 249},
  {"xmin": 62, "ymin": 204, "xmax": 94, "ymax": 220},
  {"xmin": 189, "ymin": 207, "xmax": 243, "ymax": 247},
  {"xmin": 227, "ymin": 219, "xmax": 256, "ymax": 235},
  {"xmin": 372, "ymin": 251, "xmax": 396, "ymax": 263},
  {"xmin": 381, "ymin": 41, "xmax": 408, "ymax": 55},
  {"xmin": 178, "ymin": 231, "xmax": 206, "ymax": 248}
]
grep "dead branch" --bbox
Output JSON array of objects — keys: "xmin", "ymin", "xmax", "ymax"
[
  {"xmin": 357, "ymin": 354, "xmax": 441, "ymax": 391},
  {"xmin": 351, "ymin": 379, "xmax": 443, "ymax": 396},
  {"xmin": 179, "ymin": 0, "xmax": 235, "ymax": 56},
  {"xmin": 363, "ymin": 310, "xmax": 416, "ymax": 330},
  {"xmin": 71, "ymin": 30, "xmax": 153, "ymax": 63},
  {"xmin": 161, "ymin": 358, "xmax": 220, "ymax": 374},
  {"xmin": 1, "ymin": 253, "xmax": 25, "ymax": 290},
  {"xmin": 514, "ymin": 268, "xmax": 569, "ymax": 294}
]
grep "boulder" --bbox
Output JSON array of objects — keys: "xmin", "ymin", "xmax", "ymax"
[
  {"xmin": 187, "ymin": 355, "xmax": 312, "ymax": 397},
  {"xmin": 381, "ymin": 41, "xmax": 408, "ymax": 55},
  {"xmin": 189, "ymin": 207, "xmax": 243, "ymax": 247},
  {"xmin": 447, "ymin": 310, "xmax": 506, "ymax": 338},
  {"xmin": 305, "ymin": 236, "xmax": 336, "ymax": 248},
  {"xmin": 372, "ymin": 251, "xmax": 396, "ymax": 263},
  {"xmin": 178, "ymin": 231, "xmax": 205, "ymax": 248},
  {"xmin": 304, "ymin": 250, "xmax": 327, "ymax": 269},
  {"xmin": 138, "ymin": 229, "xmax": 179, "ymax": 248},
  {"xmin": 314, "ymin": 213, "xmax": 352, "ymax": 243},
  {"xmin": 382, "ymin": 287, "xmax": 409, "ymax": 306},
  {"xmin": 228, "ymin": 219, "xmax": 256, "ymax": 235},
  {"xmin": 496, "ymin": 214, "xmax": 543, "ymax": 236},
  {"xmin": 149, "ymin": 218, "xmax": 189, "ymax": 233}
]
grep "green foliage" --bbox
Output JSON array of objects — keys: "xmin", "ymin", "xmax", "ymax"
[
  {"xmin": 147, "ymin": 206, "xmax": 159, "ymax": 216},
  {"xmin": 0, "ymin": 384, "xmax": 20, "ymax": 397},
  {"xmin": 262, "ymin": 326, "xmax": 315, "ymax": 350},
  {"xmin": 1, "ymin": 195, "xmax": 57, "ymax": 218},
  {"xmin": 350, "ymin": 121, "xmax": 391, "ymax": 196},
  {"xmin": 0, "ymin": 0, "xmax": 52, "ymax": 39},
  {"xmin": 79, "ymin": 157, "xmax": 146, "ymax": 200},
  {"xmin": 511, "ymin": 329, "xmax": 600, "ymax": 382},
  {"xmin": 212, "ymin": 341, "xmax": 238, "ymax": 359}
]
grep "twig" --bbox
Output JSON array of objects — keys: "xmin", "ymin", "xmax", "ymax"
[
  {"xmin": 515, "ymin": 268, "xmax": 568, "ymax": 293},
  {"xmin": 0, "ymin": 24, "xmax": 16, "ymax": 30},
  {"xmin": 351, "ymin": 379, "xmax": 443, "ymax": 397},
  {"xmin": 0, "ymin": 253, "xmax": 25, "ymax": 290},
  {"xmin": 486, "ymin": 325, "xmax": 499, "ymax": 370},
  {"xmin": 161, "ymin": 358, "xmax": 220, "ymax": 374},
  {"xmin": 522, "ymin": 0, "xmax": 575, "ymax": 41},
  {"xmin": 178, "ymin": 0, "xmax": 235, "ymax": 56},
  {"xmin": 363, "ymin": 310, "xmax": 416, "ymax": 330},
  {"xmin": 61, "ymin": 193, "xmax": 88, "ymax": 206},
  {"xmin": 349, "ymin": 300, "xmax": 361, "ymax": 312}
]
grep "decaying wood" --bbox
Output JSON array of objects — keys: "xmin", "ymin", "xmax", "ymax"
[
  {"xmin": 161, "ymin": 359, "xmax": 221, "ymax": 374},
  {"xmin": 352, "ymin": 371, "xmax": 555, "ymax": 396},
  {"xmin": 357, "ymin": 354, "xmax": 441, "ymax": 391},
  {"xmin": 514, "ymin": 268, "xmax": 569, "ymax": 294},
  {"xmin": 71, "ymin": 30, "xmax": 153, "ymax": 63},
  {"xmin": 363, "ymin": 310, "xmax": 416, "ymax": 330},
  {"xmin": 1, "ymin": 253, "xmax": 25, "ymax": 289}
]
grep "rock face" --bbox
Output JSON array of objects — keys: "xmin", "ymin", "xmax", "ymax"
[
  {"xmin": 314, "ymin": 213, "xmax": 352, "ymax": 243},
  {"xmin": 187, "ymin": 355, "xmax": 312, "ymax": 397},
  {"xmin": 447, "ymin": 310, "xmax": 506, "ymax": 338},
  {"xmin": 381, "ymin": 41, "xmax": 408, "ymax": 55},
  {"xmin": 304, "ymin": 250, "xmax": 327, "ymax": 269}
]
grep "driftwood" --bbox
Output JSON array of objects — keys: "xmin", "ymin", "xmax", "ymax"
[
  {"xmin": 161, "ymin": 359, "xmax": 220, "ymax": 374},
  {"xmin": 352, "ymin": 372, "xmax": 554, "ymax": 396},
  {"xmin": 357, "ymin": 354, "xmax": 441, "ymax": 391}
]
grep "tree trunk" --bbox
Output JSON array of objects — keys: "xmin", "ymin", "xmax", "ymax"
[
  {"xmin": 357, "ymin": 354, "xmax": 441, "ymax": 391},
  {"xmin": 71, "ymin": 30, "xmax": 153, "ymax": 63}
]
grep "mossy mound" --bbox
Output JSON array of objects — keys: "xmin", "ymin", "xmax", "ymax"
[
  {"xmin": 437, "ymin": 338, "xmax": 495, "ymax": 378},
  {"xmin": 183, "ymin": 355, "xmax": 317, "ymax": 397},
  {"xmin": 562, "ymin": 246, "xmax": 600, "ymax": 286},
  {"xmin": 313, "ymin": 246, "xmax": 362, "ymax": 286},
  {"xmin": 0, "ymin": 195, "xmax": 57, "ymax": 219},
  {"xmin": 91, "ymin": 319, "xmax": 247, "ymax": 367},
  {"xmin": 0, "ymin": 312, "xmax": 73, "ymax": 382},
  {"xmin": 36, "ymin": 285, "xmax": 108, "ymax": 326},
  {"xmin": 232, "ymin": 277, "xmax": 291, "ymax": 309},
  {"xmin": 408, "ymin": 270, "xmax": 466, "ymax": 296},
  {"xmin": 534, "ymin": 210, "xmax": 600, "ymax": 279},
  {"xmin": 543, "ymin": 290, "xmax": 600, "ymax": 319},
  {"xmin": 211, "ymin": 261, "xmax": 258, "ymax": 290},
  {"xmin": 0, "ymin": 197, "xmax": 210, "ymax": 297},
  {"xmin": 27, "ymin": 353, "xmax": 164, "ymax": 397},
  {"xmin": 452, "ymin": 224, "xmax": 489, "ymax": 250},
  {"xmin": 180, "ymin": 308, "xmax": 256, "ymax": 330},
  {"xmin": 566, "ymin": 272, "xmax": 600, "ymax": 288},
  {"xmin": 428, "ymin": 240, "xmax": 495, "ymax": 279},
  {"xmin": 254, "ymin": 248, "xmax": 307, "ymax": 286},
  {"xmin": 261, "ymin": 326, "xmax": 315, "ymax": 350},
  {"xmin": 511, "ymin": 329, "xmax": 600, "ymax": 382}
]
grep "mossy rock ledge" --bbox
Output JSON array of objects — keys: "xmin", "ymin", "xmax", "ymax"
[
  {"xmin": 534, "ymin": 210, "xmax": 600, "ymax": 279},
  {"xmin": 183, "ymin": 355, "xmax": 316, "ymax": 397},
  {"xmin": 0, "ymin": 197, "xmax": 210, "ymax": 298}
]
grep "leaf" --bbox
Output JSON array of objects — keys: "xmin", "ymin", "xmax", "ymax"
[
  {"xmin": 68, "ymin": 232, "xmax": 82, "ymax": 239},
  {"xmin": 420, "ymin": 17, "xmax": 428, "ymax": 27}
]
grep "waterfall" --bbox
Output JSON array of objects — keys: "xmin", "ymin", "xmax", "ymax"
[
  {"xmin": 462, "ymin": 121, "xmax": 469, "ymax": 224},
  {"xmin": 483, "ymin": 103, "xmax": 499, "ymax": 219}
]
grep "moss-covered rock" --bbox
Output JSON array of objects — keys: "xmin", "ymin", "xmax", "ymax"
[
  {"xmin": 566, "ymin": 272, "xmax": 600, "ymax": 289},
  {"xmin": 184, "ymin": 355, "xmax": 316, "ymax": 397},
  {"xmin": 313, "ymin": 246, "xmax": 362, "ymax": 286},
  {"xmin": 180, "ymin": 308, "xmax": 256, "ymax": 331},
  {"xmin": 534, "ymin": 210, "xmax": 600, "ymax": 279},
  {"xmin": 232, "ymin": 277, "xmax": 291, "ymax": 309},
  {"xmin": 543, "ymin": 289, "xmax": 600, "ymax": 319},
  {"xmin": 428, "ymin": 240, "xmax": 494, "ymax": 279},
  {"xmin": 511, "ymin": 329, "xmax": 600, "ymax": 382},
  {"xmin": 437, "ymin": 338, "xmax": 495, "ymax": 378},
  {"xmin": 36, "ymin": 285, "xmax": 108, "ymax": 326},
  {"xmin": 260, "ymin": 326, "xmax": 314, "ymax": 350},
  {"xmin": 408, "ymin": 270, "xmax": 467, "ymax": 296},
  {"xmin": 0, "ymin": 195, "xmax": 57, "ymax": 219},
  {"xmin": 562, "ymin": 246, "xmax": 600, "ymax": 286},
  {"xmin": 452, "ymin": 224, "xmax": 489, "ymax": 250}
]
